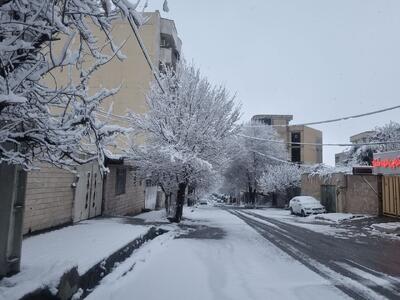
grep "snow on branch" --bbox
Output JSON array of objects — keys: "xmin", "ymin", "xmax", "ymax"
[
  {"xmin": 0, "ymin": 0, "xmax": 146, "ymax": 170},
  {"xmin": 126, "ymin": 61, "xmax": 241, "ymax": 220}
]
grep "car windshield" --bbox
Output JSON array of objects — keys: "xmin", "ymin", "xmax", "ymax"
[{"xmin": 298, "ymin": 198, "xmax": 319, "ymax": 205}]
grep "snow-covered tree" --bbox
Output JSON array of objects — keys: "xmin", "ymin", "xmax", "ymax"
[
  {"xmin": 343, "ymin": 122, "xmax": 400, "ymax": 166},
  {"xmin": 259, "ymin": 163, "xmax": 302, "ymax": 194},
  {"xmin": 0, "ymin": 0, "xmax": 146, "ymax": 170},
  {"xmin": 222, "ymin": 123, "xmax": 287, "ymax": 205},
  {"xmin": 127, "ymin": 62, "xmax": 241, "ymax": 222}
]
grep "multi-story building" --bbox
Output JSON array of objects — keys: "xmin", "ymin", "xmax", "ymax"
[
  {"xmin": 251, "ymin": 114, "xmax": 323, "ymax": 165},
  {"xmin": 22, "ymin": 11, "xmax": 181, "ymax": 234}
]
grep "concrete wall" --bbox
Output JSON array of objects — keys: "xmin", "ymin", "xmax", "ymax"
[
  {"xmin": 344, "ymin": 175, "xmax": 380, "ymax": 215},
  {"xmin": 301, "ymin": 175, "xmax": 322, "ymax": 200},
  {"xmin": 301, "ymin": 173, "xmax": 380, "ymax": 215},
  {"xmin": 103, "ymin": 166, "xmax": 145, "ymax": 216},
  {"xmin": 23, "ymin": 164, "xmax": 75, "ymax": 235},
  {"xmin": 302, "ymin": 126, "xmax": 323, "ymax": 164}
]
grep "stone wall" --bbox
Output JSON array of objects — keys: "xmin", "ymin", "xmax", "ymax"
[
  {"xmin": 103, "ymin": 165, "xmax": 145, "ymax": 216},
  {"xmin": 23, "ymin": 164, "xmax": 75, "ymax": 235}
]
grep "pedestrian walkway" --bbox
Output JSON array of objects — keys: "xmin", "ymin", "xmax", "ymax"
[{"xmin": 0, "ymin": 218, "xmax": 152, "ymax": 300}]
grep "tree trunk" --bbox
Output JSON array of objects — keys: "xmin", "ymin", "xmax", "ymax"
[
  {"xmin": 187, "ymin": 186, "xmax": 195, "ymax": 207},
  {"xmin": 169, "ymin": 182, "xmax": 187, "ymax": 223},
  {"xmin": 248, "ymin": 186, "xmax": 256, "ymax": 207},
  {"xmin": 164, "ymin": 192, "xmax": 170, "ymax": 214}
]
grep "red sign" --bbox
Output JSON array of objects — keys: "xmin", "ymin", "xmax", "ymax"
[{"xmin": 372, "ymin": 157, "xmax": 400, "ymax": 169}]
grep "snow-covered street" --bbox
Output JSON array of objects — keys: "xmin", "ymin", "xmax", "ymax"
[
  {"xmin": 85, "ymin": 207, "xmax": 354, "ymax": 300},
  {"xmin": 2, "ymin": 207, "xmax": 400, "ymax": 300},
  {"xmin": 2, "ymin": 1, "xmax": 400, "ymax": 299}
]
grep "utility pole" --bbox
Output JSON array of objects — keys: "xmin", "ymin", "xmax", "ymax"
[{"xmin": 0, "ymin": 145, "xmax": 27, "ymax": 278}]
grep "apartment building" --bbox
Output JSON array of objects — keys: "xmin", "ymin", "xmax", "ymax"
[
  {"xmin": 22, "ymin": 11, "xmax": 181, "ymax": 234},
  {"xmin": 251, "ymin": 114, "xmax": 323, "ymax": 164}
]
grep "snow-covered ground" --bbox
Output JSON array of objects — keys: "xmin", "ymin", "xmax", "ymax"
[
  {"xmin": 0, "ymin": 219, "xmax": 150, "ymax": 300},
  {"xmin": 134, "ymin": 209, "xmax": 167, "ymax": 223},
  {"xmin": 371, "ymin": 222, "xmax": 400, "ymax": 234},
  {"xmin": 308, "ymin": 213, "xmax": 370, "ymax": 223},
  {"xmin": 86, "ymin": 207, "xmax": 349, "ymax": 300},
  {"xmin": 245, "ymin": 209, "xmax": 351, "ymax": 237}
]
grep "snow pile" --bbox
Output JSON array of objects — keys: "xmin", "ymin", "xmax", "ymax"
[
  {"xmin": 371, "ymin": 222, "xmax": 400, "ymax": 234},
  {"xmin": 308, "ymin": 213, "xmax": 369, "ymax": 223},
  {"xmin": 0, "ymin": 219, "xmax": 150, "ymax": 300}
]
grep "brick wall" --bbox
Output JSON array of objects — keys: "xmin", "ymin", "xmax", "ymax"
[
  {"xmin": 103, "ymin": 165, "xmax": 145, "ymax": 216},
  {"xmin": 23, "ymin": 163, "xmax": 75, "ymax": 234}
]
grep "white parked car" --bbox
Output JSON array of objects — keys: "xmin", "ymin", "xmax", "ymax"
[{"xmin": 289, "ymin": 196, "xmax": 326, "ymax": 216}]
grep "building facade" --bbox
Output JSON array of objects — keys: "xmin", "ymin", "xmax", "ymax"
[
  {"xmin": 251, "ymin": 114, "xmax": 323, "ymax": 164},
  {"xmin": 22, "ymin": 11, "xmax": 182, "ymax": 234}
]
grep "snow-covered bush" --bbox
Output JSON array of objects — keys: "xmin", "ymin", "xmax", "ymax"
[
  {"xmin": 343, "ymin": 122, "xmax": 400, "ymax": 166},
  {"xmin": 306, "ymin": 163, "xmax": 351, "ymax": 179},
  {"xmin": 259, "ymin": 163, "xmax": 303, "ymax": 194}
]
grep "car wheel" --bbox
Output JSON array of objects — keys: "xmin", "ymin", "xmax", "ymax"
[
  {"xmin": 290, "ymin": 207, "xmax": 294, "ymax": 215},
  {"xmin": 301, "ymin": 210, "xmax": 306, "ymax": 217}
]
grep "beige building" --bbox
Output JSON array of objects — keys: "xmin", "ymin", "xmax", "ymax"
[
  {"xmin": 251, "ymin": 114, "xmax": 323, "ymax": 164},
  {"xmin": 23, "ymin": 12, "xmax": 181, "ymax": 234}
]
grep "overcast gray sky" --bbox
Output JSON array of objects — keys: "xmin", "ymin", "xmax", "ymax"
[{"xmin": 145, "ymin": 0, "xmax": 400, "ymax": 165}]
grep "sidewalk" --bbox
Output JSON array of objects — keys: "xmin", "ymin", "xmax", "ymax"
[{"xmin": 0, "ymin": 218, "xmax": 154, "ymax": 300}]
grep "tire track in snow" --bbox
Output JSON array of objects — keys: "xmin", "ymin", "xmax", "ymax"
[{"xmin": 229, "ymin": 209, "xmax": 400, "ymax": 300}]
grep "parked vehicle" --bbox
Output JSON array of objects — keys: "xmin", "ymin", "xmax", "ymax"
[{"xmin": 289, "ymin": 196, "xmax": 326, "ymax": 217}]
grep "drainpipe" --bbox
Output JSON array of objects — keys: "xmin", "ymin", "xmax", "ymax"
[{"xmin": 0, "ymin": 163, "xmax": 27, "ymax": 278}]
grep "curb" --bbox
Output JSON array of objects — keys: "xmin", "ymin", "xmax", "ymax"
[{"xmin": 20, "ymin": 227, "xmax": 167, "ymax": 300}]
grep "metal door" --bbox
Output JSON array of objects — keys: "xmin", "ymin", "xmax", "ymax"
[
  {"xmin": 321, "ymin": 185, "xmax": 336, "ymax": 213},
  {"xmin": 382, "ymin": 176, "xmax": 400, "ymax": 217},
  {"xmin": 145, "ymin": 185, "xmax": 158, "ymax": 210},
  {"xmin": 73, "ymin": 162, "xmax": 103, "ymax": 222}
]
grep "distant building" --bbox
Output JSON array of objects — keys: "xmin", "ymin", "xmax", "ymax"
[
  {"xmin": 335, "ymin": 131, "xmax": 376, "ymax": 166},
  {"xmin": 349, "ymin": 131, "xmax": 376, "ymax": 144},
  {"xmin": 251, "ymin": 115, "xmax": 323, "ymax": 164}
]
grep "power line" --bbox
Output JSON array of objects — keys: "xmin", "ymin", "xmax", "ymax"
[
  {"xmin": 247, "ymin": 104, "xmax": 400, "ymax": 127},
  {"xmin": 238, "ymin": 133, "xmax": 400, "ymax": 147},
  {"xmin": 126, "ymin": 14, "xmax": 166, "ymax": 94},
  {"xmin": 250, "ymin": 149, "xmax": 295, "ymax": 164}
]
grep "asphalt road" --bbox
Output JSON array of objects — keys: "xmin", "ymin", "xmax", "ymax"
[{"xmin": 228, "ymin": 209, "xmax": 400, "ymax": 300}]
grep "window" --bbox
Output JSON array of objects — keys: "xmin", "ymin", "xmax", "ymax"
[
  {"xmin": 291, "ymin": 132, "xmax": 301, "ymax": 143},
  {"xmin": 261, "ymin": 118, "xmax": 272, "ymax": 125},
  {"xmin": 115, "ymin": 168, "xmax": 127, "ymax": 195},
  {"xmin": 291, "ymin": 147, "xmax": 301, "ymax": 163},
  {"xmin": 160, "ymin": 34, "xmax": 172, "ymax": 48},
  {"xmin": 291, "ymin": 132, "xmax": 301, "ymax": 162}
]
